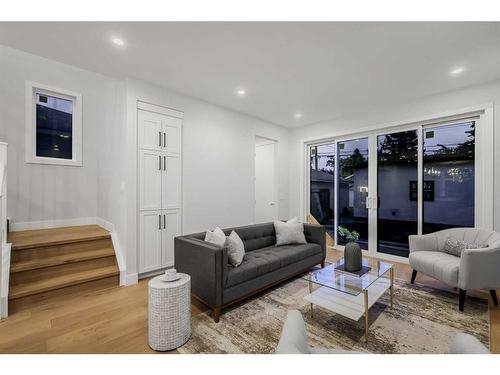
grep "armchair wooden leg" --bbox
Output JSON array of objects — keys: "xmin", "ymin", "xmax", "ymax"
[
  {"xmin": 459, "ymin": 289, "xmax": 466, "ymax": 312},
  {"xmin": 410, "ymin": 270, "xmax": 417, "ymax": 284},
  {"xmin": 212, "ymin": 307, "xmax": 222, "ymax": 323},
  {"xmin": 321, "ymin": 260, "xmax": 325, "ymax": 268},
  {"xmin": 490, "ymin": 290, "xmax": 499, "ymax": 306}
]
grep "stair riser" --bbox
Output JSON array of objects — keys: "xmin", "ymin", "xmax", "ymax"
[
  {"xmin": 11, "ymin": 238, "xmax": 113, "ymax": 263},
  {"xmin": 10, "ymin": 256, "xmax": 117, "ymax": 286},
  {"xmin": 9, "ymin": 272, "xmax": 120, "ymax": 300}
]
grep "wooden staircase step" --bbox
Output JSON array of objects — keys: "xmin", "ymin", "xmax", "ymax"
[
  {"xmin": 8, "ymin": 225, "xmax": 111, "ymax": 250},
  {"xmin": 9, "ymin": 265, "xmax": 120, "ymax": 300},
  {"xmin": 10, "ymin": 247, "xmax": 116, "ymax": 273}
]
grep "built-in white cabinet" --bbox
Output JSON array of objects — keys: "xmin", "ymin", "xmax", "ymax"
[{"xmin": 138, "ymin": 103, "xmax": 182, "ymax": 275}]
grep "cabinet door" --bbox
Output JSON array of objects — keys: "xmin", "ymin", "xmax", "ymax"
[
  {"xmin": 162, "ymin": 116, "xmax": 182, "ymax": 154},
  {"xmin": 139, "ymin": 150, "xmax": 162, "ymax": 210},
  {"xmin": 138, "ymin": 110, "xmax": 163, "ymax": 151},
  {"xmin": 162, "ymin": 155, "xmax": 181, "ymax": 210},
  {"xmin": 139, "ymin": 210, "xmax": 162, "ymax": 273},
  {"xmin": 162, "ymin": 210, "xmax": 181, "ymax": 267}
]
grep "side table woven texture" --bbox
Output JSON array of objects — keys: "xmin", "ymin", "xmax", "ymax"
[{"xmin": 148, "ymin": 273, "xmax": 191, "ymax": 351}]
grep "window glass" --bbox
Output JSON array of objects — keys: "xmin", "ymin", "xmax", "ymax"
[
  {"xmin": 36, "ymin": 93, "xmax": 73, "ymax": 159},
  {"xmin": 423, "ymin": 122, "xmax": 475, "ymax": 233}
]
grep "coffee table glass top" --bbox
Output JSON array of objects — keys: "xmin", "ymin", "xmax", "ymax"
[{"xmin": 303, "ymin": 257, "xmax": 393, "ymax": 296}]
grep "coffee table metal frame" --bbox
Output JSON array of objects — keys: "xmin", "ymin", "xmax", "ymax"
[{"xmin": 304, "ymin": 258, "xmax": 394, "ymax": 342}]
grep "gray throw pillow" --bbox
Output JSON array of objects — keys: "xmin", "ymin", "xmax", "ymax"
[
  {"xmin": 274, "ymin": 217, "xmax": 307, "ymax": 246},
  {"xmin": 226, "ymin": 230, "xmax": 245, "ymax": 267},
  {"xmin": 443, "ymin": 238, "xmax": 485, "ymax": 257}
]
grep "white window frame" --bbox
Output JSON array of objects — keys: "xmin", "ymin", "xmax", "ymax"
[{"xmin": 25, "ymin": 81, "xmax": 82, "ymax": 167}]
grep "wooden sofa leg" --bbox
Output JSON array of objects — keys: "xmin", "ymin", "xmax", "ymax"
[
  {"xmin": 321, "ymin": 260, "xmax": 325, "ymax": 268},
  {"xmin": 459, "ymin": 289, "xmax": 466, "ymax": 312},
  {"xmin": 490, "ymin": 290, "xmax": 499, "ymax": 306},
  {"xmin": 410, "ymin": 270, "xmax": 417, "ymax": 284},
  {"xmin": 212, "ymin": 307, "xmax": 222, "ymax": 323}
]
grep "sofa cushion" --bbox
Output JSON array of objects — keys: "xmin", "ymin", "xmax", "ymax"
[
  {"xmin": 226, "ymin": 243, "xmax": 322, "ymax": 288},
  {"xmin": 409, "ymin": 251, "xmax": 460, "ymax": 286},
  {"xmin": 224, "ymin": 223, "xmax": 277, "ymax": 252}
]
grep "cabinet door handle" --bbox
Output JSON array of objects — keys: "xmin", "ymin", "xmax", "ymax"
[
  {"xmin": 163, "ymin": 156, "xmax": 166, "ymax": 170},
  {"xmin": 163, "ymin": 214, "xmax": 166, "ymax": 229},
  {"xmin": 158, "ymin": 214, "xmax": 161, "ymax": 230},
  {"xmin": 163, "ymin": 132, "xmax": 166, "ymax": 147},
  {"xmin": 158, "ymin": 131, "xmax": 162, "ymax": 146},
  {"xmin": 158, "ymin": 155, "xmax": 162, "ymax": 170}
]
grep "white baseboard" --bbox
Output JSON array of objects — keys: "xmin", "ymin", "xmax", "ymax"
[
  {"xmin": 0, "ymin": 296, "xmax": 7, "ymax": 319},
  {"xmin": 96, "ymin": 217, "xmax": 115, "ymax": 232},
  {"xmin": 0, "ymin": 243, "xmax": 11, "ymax": 319},
  {"xmin": 124, "ymin": 273, "xmax": 138, "ymax": 286},
  {"xmin": 10, "ymin": 217, "xmax": 97, "ymax": 232}
]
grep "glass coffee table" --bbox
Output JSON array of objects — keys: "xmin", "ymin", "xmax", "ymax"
[{"xmin": 302, "ymin": 257, "xmax": 394, "ymax": 342}]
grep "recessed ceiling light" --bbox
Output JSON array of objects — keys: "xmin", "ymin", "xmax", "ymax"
[
  {"xmin": 111, "ymin": 37, "xmax": 125, "ymax": 47},
  {"xmin": 450, "ymin": 66, "xmax": 465, "ymax": 76},
  {"xmin": 294, "ymin": 113, "xmax": 303, "ymax": 119},
  {"xmin": 236, "ymin": 89, "xmax": 246, "ymax": 97}
]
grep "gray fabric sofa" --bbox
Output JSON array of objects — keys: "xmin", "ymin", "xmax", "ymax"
[
  {"xmin": 409, "ymin": 228, "xmax": 500, "ymax": 311},
  {"xmin": 175, "ymin": 222, "xmax": 326, "ymax": 322}
]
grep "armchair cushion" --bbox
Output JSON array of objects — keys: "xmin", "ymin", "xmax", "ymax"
[{"xmin": 409, "ymin": 251, "xmax": 460, "ymax": 286}]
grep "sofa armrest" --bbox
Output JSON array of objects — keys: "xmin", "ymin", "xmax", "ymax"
[
  {"xmin": 458, "ymin": 246, "xmax": 500, "ymax": 290},
  {"xmin": 408, "ymin": 233, "xmax": 438, "ymax": 253},
  {"xmin": 303, "ymin": 223, "xmax": 326, "ymax": 259},
  {"xmin": 449, "ymin": 333, "xmax": 490, "ymax": 354},
  {"xmin": 174, "ymin": 236, "xmax": 227, "ymax": 307}
]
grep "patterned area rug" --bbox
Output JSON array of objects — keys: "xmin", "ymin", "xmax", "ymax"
[{"xmin": 178, "ymin": 277, "xmax": 489, "ymax": 354}]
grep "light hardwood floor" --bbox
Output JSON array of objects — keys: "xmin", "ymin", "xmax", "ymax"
[{"xmin": 0, "ymin": 249, "xmax": 498, "ymax": 353}]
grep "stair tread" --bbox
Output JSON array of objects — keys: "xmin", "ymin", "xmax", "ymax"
[
  {"xmin": 9, "ymin": 265, "xmax": 119, "ymax": 300},
  {"xmin": 9, "ymin": 225, "xmax": 110, "ymax": 250},
  {"xmin": 10, "ymin": 247, "xmax": 116, "ymax": 273}
]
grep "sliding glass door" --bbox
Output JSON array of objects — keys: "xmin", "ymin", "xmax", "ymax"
[
  {"xmin": 309, "ymin": 143, "xmax": 335, "ymax": 238},
  {"xmin": 337, "ymin": 138, "xmax": 369, "ymax": 249},
  {"xmin": 306, "ymin": 119, "xmax": 477, "ymax": 259},
  {"xmin": 376, "ymin": 130, "xmax": 418, "ymax": 257}
]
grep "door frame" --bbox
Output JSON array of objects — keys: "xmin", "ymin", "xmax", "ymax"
[
  {"xmin": 254, "ymin": 136, "xmax": 279, "ymax": 223},
  {"xmin": 301, "ymin": 104, "xmax": 494, "ymax": 263}
]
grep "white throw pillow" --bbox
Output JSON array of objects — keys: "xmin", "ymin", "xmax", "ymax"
[
  {"xmin": 274, "ymin": 217, "xmax": 307, "ymax": 246},
  {"xmin": 226, "ymin": 231, "xmax": 245, "ymax": 267},
  {"xmin": 204, "ymin": 227, "xmax": 226, "ymax": 247}
]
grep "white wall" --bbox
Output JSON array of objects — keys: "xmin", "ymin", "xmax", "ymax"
[
  {"xmin": 124, "ymin": 78, "xmax": 290, "ymax": 278},
  {"xmin": 0, "ymin": 46, "xmax": 125, "ymax": 226},
  {"xmin": 288, "ymin": 79, "xmax": 500, "ymax": 231}
]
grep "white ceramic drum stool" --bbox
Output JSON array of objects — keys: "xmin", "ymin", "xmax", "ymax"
[{"xmin": 148, "ymin": 272, "xmax": 191, "ymax": 351}]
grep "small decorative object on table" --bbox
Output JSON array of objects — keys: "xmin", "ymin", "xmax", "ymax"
[
  {"xmin": 338, "ymin": 226, "xmax": 362, "ymax": 272},
  {"xmin": 148, "ymin": 269, "xmax": 191, "ymax": 351}
]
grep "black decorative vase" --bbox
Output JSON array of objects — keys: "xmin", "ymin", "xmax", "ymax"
[{"xmin": 344, "ymin": 241, "xmax": 362, "ymax": 272}]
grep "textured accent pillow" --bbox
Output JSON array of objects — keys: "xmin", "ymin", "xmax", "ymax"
[
  {"xmin": 274, "ymin": 217, "xmax": 307, "ymax": 246},
  {"xmin": 204, "ymin": 227, "xmax": 226, "ymax": 247},
  {"xmin": 443, "ymin": 238, "xmax": 485, "ymax": 257},
  {"xmin": 226, "ymin": 231, "xmax": 245, "ymax": 267}
]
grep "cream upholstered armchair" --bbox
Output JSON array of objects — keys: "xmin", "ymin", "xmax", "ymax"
[
  {"xmin": 275, "ymin": 310, "xmax": 490, "ymax": 354},
  {"xmin": 409, "ymin": 228, "xmax": 500, "ymax": 311}
]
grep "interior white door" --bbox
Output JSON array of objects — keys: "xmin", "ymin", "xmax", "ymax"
[
  {"xmin": 138, "ymin": 110, "xmax": 163, "ymax": 151},
  {"xmin": 162, "ymin": 211, "xmax": 181, "ymax": 267},
  {"xmin": 139, "ymin": 149, "xmax": 162, "ymax": 210},
  {"xmin": 255, "ymin": 142, "xmax": 278, "ymax": 223},
  {"xmin": 162, "ymin": 116, "xmax": 182, "ymax": 154},
  {"xmin": 139, "ymin": 210, "xmax": 163, "ymax": 273},
  {"xmin": 162, "ymin": 155, "xmax": 182, "ymax": 210}
]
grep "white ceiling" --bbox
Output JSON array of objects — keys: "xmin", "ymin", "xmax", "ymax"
[{"xmin": 1, "ymin": 22, "xmax": 499, "ymax": 127}]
